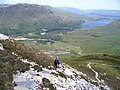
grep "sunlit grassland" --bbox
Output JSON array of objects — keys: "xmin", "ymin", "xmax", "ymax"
[
  {"xmin": 62, "ymin": 21, "xmax": 120, "ymax": 55},
  {"xmin": 13, "ymin": 21, "xmax": 120, "ymax": 60}
]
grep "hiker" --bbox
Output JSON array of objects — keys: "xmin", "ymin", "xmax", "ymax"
[{"xmin": 54, "ymin": 56, "xmax": 61, "ymax": 68}]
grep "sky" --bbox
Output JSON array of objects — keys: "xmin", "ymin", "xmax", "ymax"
[{"xmin": 0, "ymin": 0, "xmax": 120, "ymax": 10}]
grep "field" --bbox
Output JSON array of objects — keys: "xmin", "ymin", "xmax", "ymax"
[
  {"xmin": 12, "ymin": 20, "xmax": 120, "ymax": 60},
  {"xmin": 62, "ymin": 24, "xmax": 120, "ymax": 55}
]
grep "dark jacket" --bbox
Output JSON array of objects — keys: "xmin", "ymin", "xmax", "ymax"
[{"xmin": 54, "ymin": 59, "xmax": 60, "ymax": 66}]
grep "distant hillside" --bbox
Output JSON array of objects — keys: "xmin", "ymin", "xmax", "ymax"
[
  {"xmin": 59, "ymin": 7, "xmax": 85, "ymax": 15},
  {"xmin": 0, "ymin": 4, "xmax": 87, "ymax": 35},
  {"xmin": 60, "ymin": 7, "xmax": 120, "ymax": 19},
  {"xmin": 59, "ymin": 7, "xmax": 98, "ymax": 20},
  {"xmin": 0, "ymin": 4, "xmax": 11, "ymax": 7},
  {"xmin": 87, "ymin": 9, "xmax": 120, "ymax": 17}
]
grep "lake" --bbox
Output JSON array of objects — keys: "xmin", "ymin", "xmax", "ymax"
[{"xmin": 82, "ymin": 19, "xmax": 112, "ymax": 28}]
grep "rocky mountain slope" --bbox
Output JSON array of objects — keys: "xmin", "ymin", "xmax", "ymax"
[
  {"xmin": 0, "ymin": 4, "xmax": 86, "ymax": 35},
  {"xmin": 0, "ymin": 34, "xmax": 114, "ymax": 90},
  {"xmin": 0, "ymin": 33, "xmax": 53, "ymax": 89}
]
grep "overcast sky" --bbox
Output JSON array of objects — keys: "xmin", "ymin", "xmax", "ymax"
[{"xmin": 0, "ymin": 0, "xmax": 120, "ymax": 10}]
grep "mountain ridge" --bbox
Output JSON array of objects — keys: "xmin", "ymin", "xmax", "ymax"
[{"xmin": 0, "ymin": 4, "xmax": 86, "ymax": 35}]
